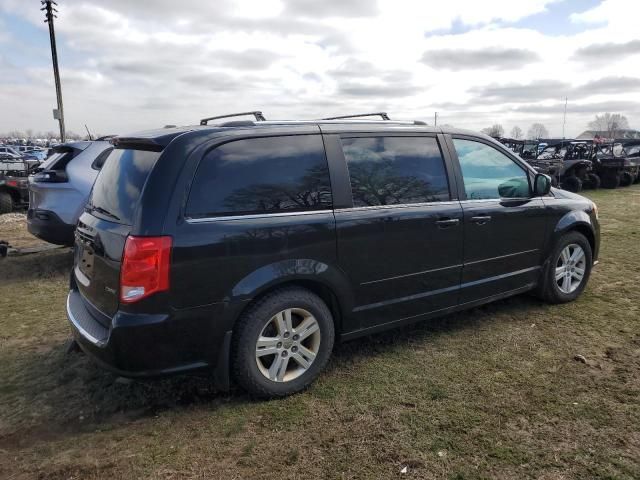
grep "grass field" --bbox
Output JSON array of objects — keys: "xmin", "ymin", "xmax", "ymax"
[{"xmin": 1, "ymin": 186, "xmax": 639, "ymax": 479}]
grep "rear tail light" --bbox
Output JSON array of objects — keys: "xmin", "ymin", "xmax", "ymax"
[{"xmin": 120, "ymin": 236, "xmax": 172, "ymax": 303}]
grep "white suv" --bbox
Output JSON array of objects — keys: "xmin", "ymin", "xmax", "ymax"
[{"xmin": 27, "ymin": 140, "xmax": 113, "ymax": 245}]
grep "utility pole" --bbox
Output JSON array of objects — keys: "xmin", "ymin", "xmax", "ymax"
[
  {"xmin": 434, "ymin": 112, "xmax": 438, "ymax": 127},
  {"xmin": 42, "ymin": 0, "xmax": 65, "ymax": 142}
]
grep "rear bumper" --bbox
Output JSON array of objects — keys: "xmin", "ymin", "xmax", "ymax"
[
  {"xmin": 66, "ymin": 287, "xmax": 233, "ymax": 383},
  {"xmin": 27, "ymin": 209, "xmax": 75, "ymax": 245}
]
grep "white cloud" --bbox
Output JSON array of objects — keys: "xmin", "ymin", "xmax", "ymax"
[{"xmin": 0, "ymin": 0, "xmax": 639, "ymax": 138}]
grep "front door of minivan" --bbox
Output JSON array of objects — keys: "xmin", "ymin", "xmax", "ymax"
[
  {"xmin": 329, "ymin": 134, "xmax": 464, "ymax": 332},
  {"xmin": 445, "ymin": 135, "xmax": 548, "ymax": 304}
]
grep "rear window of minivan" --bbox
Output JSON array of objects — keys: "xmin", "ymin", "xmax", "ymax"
[
  {"xmin": 186, "ymin": 135, "xmax": 332, "ymax": 219},
  {"xmin": 90, "ymin": 149, "xmax": 160, "ymax": 225}
]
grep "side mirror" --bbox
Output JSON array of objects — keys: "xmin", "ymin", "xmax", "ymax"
[{"xmin": 533, "ymin": 173, "xmax": 552, "ymax": 196}]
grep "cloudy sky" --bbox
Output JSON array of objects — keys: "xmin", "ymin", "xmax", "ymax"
[{"xmin": 1, "ymin": 0, "xmax": 639, "ymax": 137}]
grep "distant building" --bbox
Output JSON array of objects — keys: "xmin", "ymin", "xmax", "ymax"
[{"xmin": 576, "ymin": 129, "xmax": 640, "ymax": 140}]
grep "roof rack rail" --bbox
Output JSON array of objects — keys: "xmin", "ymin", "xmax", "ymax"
[
  {"xmin": 200, "ymin": 111, "xmax": 266, "ymax": 125},
  {"xmin": 322, "ymin": 112, "xmax": 391, "ymax": 121}
]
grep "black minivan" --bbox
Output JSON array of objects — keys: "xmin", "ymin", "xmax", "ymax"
[{"xmin": 67, "ymin": 114, "xmax": 600, "ymax": 397}]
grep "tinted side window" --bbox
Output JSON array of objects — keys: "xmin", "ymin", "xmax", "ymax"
[
  {"xmin": 186, "ymin": 135, "xmax": 331, "ymax": 218},
  {"xmin": 453, "ymin": 139, "xmax": 530, "ymax": 200},
  {"xmin": 341, "ymin": 136, "xmax": 450, "ymax": 207}
]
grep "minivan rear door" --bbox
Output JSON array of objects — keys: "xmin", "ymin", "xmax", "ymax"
[
  {"xmin": 74, "ymin": 148, "xmax": 161, "ymax": 318},
  {"xmin": 328, "ymin": 132, "xmax": 464, "ymax": 331}
]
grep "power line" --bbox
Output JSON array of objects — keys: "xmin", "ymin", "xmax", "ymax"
[{"xmin": 41, "ymin": 0, "xmax": 66, "ymax": 142}]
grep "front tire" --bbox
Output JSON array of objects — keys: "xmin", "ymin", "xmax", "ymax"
[
  {"xmin": 232, "ymin": 287, "xmax": 335, "ymax": 398},
  {"xmin": 539, "ymin": 232, "xmax": 592, "ymax": 304},
  {"xmin": 561, "ymin": 176, "xmax": 582, "ymax": 193}
]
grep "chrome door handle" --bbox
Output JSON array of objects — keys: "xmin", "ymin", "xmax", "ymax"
[
  {"xmin": 470, "ymin": 215, "xmax": 492, "ymax": 225},
  {"xmin": 435, "ymin": 218, "xmax": 460, "ymax": 228}
]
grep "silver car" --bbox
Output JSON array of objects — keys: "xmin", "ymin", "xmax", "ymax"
[{"xmin": 28, "ymin": 140, "xmax": 113, "ymax": 245}]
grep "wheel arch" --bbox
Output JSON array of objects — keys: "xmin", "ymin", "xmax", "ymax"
[
  {"xmin": 562, "ymin": 160, "xmax": 590, "ymax": 176},
  {"xmin": 567, "ymin": 223, "xmax": 596, "ymax": 255},
  {"xmin": 237, "ymin": 279, "xmax": 345, "ymax": 336},
  {"xmin": 551, "ymin": 210, "xmax": 597, "ymax": 258},
  {"xmin": 226, "ymin": 259, "xmax": 355, "ymax": 336}
]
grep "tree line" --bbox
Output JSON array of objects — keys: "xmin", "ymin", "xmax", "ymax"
[{"xmin": 481, "ymin": 112, "xmax": 632, "ymax": 140}]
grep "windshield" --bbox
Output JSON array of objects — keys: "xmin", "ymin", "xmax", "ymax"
[{"xmin": 90, "ymin": 149, "xmax": 161, "ymax": 225}]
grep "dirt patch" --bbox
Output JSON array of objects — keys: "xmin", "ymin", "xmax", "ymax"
[{"xmin": 0, "ymin": 248, "xmax": 73, "ymax": 282}]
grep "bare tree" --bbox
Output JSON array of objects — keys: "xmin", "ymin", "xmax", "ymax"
[
  {"xmin": 588, "ymin": 113, "xmax": 630, "ymax": 139},
  {"xmin": 481, "ymin": 124, "xmax": 504, "ymax": 138},
  {"xmin": 527, "ymin": 123, "xmax": 549, "ymax": 140},
  {"xmin": 510, "ymin": 126, "xmax": 523, "ymax": 139}
]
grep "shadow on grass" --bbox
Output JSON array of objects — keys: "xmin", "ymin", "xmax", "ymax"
[
  {"xmin": 331, "ymin": 293, "xmax": 546, "ymax": 364},
  {"xmin": 0, "ymin": 341, "xmax": 244, "ymax": 449},
  {"xmin": 0, "ymin": 292, "xmax": 546, "ymax": 449},
  {"xmin": 1, "ymin": 247, "xmax": 73, "ymax": 282}
]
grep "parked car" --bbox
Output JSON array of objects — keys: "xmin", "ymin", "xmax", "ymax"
[
  {"xmin": 66, "ymin": 113, "xmax": 600, "ymax": 398},
  {"xmin": 0, "ymin": 145, "xmax": 23, "ymax": 157},
  {"xmin": 16, "ymin": 146, "xmax": 48, "ymax": 161},
  {"xmin": 27, "ymin": 140, "xmax": 113, "ymax": 245},
  {"xmin": 0, "ymin": 152, "xmax": 43, "ymax": 214}
]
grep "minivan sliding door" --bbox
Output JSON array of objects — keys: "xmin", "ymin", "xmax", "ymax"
[{"xmin": 329, "ymin": 134, "xmax": 464, "ymax": 333}]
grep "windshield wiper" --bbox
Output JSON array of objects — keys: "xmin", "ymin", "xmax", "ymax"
[{"xmin": 92, "ymin": 205, "xmax": 121, "ymax": 221}]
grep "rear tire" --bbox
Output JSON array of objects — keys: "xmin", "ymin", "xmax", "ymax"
[
  {"xmin": 0, "ymin": 191, "xmax": 13, "ymax": 214},
  {"xmin": 538, "ymin": 232, "xmax": 592, "ymax": 304},
  {"xmin": 620, "ymin": 171, "xmax": 634, "ymax": 187},
  {"xmin": 600, "ymin": 172, "xmax": 620, "ymax": 189},
  {"xmin": 232, "ymin": 287, "xmax": 335, "ymax": 398},
  {"xmin": 561, "ymin": 176, "xmax": 582, "ymax": 193}
]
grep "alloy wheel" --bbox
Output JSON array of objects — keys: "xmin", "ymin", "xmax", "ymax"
[
  {"xmin": 255, "ymin": 308, "xmax": 321, "ymax": 382},
  {"xmin": 555, "ymin": 243, "xmax": 587, "ymax": 294}
]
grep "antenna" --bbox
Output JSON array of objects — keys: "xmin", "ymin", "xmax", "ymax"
[
  {"xmin": 562, "ymin": 97, "xmax": 568, "ymax": 141},
  {"xmin": 85, "ymin": 124, "xmax": 93, "ymax": 141},
  {"xmin": 41, "ymin": 0, "xmax": 65, "ymax": 143}
]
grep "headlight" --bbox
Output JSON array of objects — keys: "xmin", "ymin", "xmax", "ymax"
[{"xmin": 592, "ymin": 202, "xmax": 599, "ymax": 220}]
